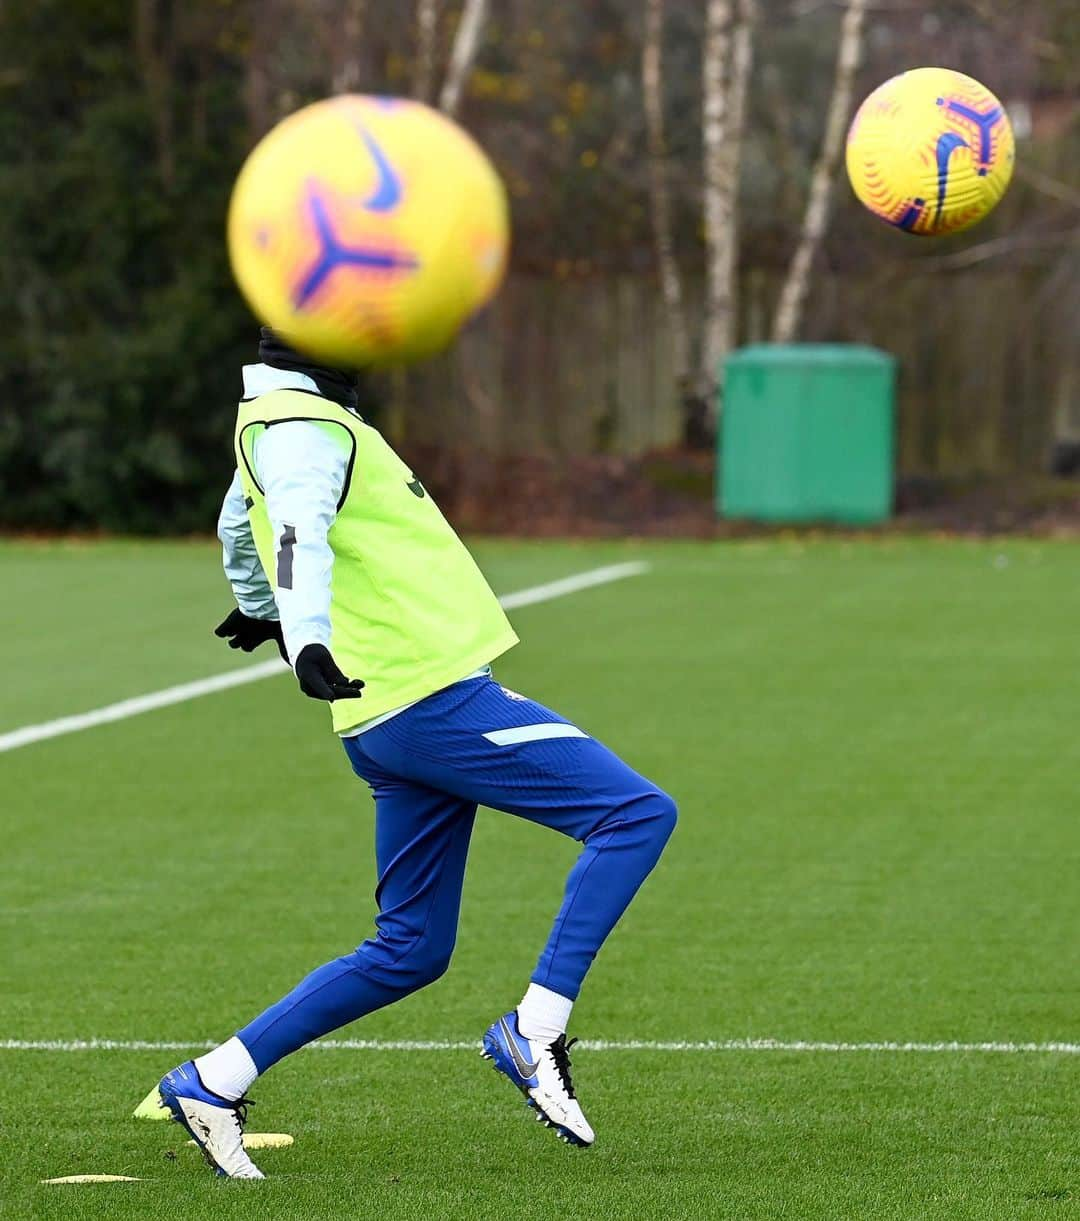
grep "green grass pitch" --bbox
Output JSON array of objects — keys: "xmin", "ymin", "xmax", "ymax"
[{"xmin": 2, "ymin": 537, "xmax": 1078, "ymax": 1219}]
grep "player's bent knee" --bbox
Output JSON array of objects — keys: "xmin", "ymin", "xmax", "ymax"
[
  {"xmin": 646, "ymin": 790, "xmax": 678, "ymax": 849},
  {"xmin": 592, "ymin": 787, "xmax": 677, "ymax": 852},
  {"xmin": 349, "ymin": 931, "xmax": 455, "ymax": 994},
  {"xmin": 652, "ymin": 790, "xmax": 678, "ymax": 840},
  {"xmin": 383, "ymin": 939, "xmax": 455, "ymax": 993},
  {"xmin": 409, "ymin": 947, "xmax": 454, "ymax": 990}
]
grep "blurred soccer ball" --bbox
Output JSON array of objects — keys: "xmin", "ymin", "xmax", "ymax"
[
  {"xmin": 228, "ymin": 95, "xmax": 509, "ymax": 367},
  {"xmin": 846, "ymin": 68, "xmax": 1014, "ymax": 236}
]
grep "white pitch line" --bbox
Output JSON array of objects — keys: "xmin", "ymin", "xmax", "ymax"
[
  {"xmin": 2, "ymin": 1037, "xmax": 1078, "ymax": 1055},
  {"xmin": 0, "ymin": 661, "xmax": 287, "ymax": 755},
  {"xmin": 0, "ymin": 561, "xmax": 650, "ymax": 755},
  {"xmin": 497, "ymin": 561, "xmax": 650, "ymax": 610}
]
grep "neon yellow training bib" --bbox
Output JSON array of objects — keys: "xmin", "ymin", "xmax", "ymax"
[{"xmin": 235, "ymin": 389, "xmax": 518, "ymax": 734}]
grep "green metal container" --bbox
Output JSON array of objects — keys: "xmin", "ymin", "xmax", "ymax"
[{"xmin": 718, "ymin": 344, "xmax": 896, "ymax": 525}]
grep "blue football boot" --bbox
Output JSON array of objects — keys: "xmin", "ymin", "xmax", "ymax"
[
  {"xmin": 481, "ymin": 1010, "xmax": 594, "ymax": 1146},
  {"xmin": 158, "ymin": 1061, "xmax": 264, "ymax": 1179}
]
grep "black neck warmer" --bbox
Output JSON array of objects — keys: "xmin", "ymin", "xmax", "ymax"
[{"xmin": 256, "ymin": 327, "xmax": 359, "ymax": 412}]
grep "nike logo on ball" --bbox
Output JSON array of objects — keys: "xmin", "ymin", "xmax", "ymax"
[{"xmin": 356, "ymin": 125, "xmax": 403, "ymax": 213}]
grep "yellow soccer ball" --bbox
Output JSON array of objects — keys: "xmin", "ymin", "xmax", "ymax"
[
  {"xmin": 846, "ymin": 68, "xmax": 1014, "ymax": 236},
  {"xmin": 228, "ymin": 95, "xmax": 509, "ymax": 366}
]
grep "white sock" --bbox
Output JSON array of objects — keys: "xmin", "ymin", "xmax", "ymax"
[
  {"xmin": 193, "ymin": 1037, "xmax": 259, "ymax": 1102},
  {"xmin": 516, "ymin": 983, "xmax": 574, "ymax": 1043}
]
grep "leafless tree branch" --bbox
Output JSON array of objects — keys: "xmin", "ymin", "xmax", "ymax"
[
  {"xmin": 917, "ymin": 229, "xmax": 1080, "ymax": 272},
  {"xmin": 1015, "ymin": 163, "xmax": 1080, "ymax": 209}
]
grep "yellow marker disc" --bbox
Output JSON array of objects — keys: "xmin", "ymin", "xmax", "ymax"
[
  {"xmin": 132, "ymin": 1086, "xmax": 170, "ymax": 1121},
  {"xmin": 41, "ymin": 1175, "xmax": 144, "ymax": 1184},
  {"xmin": 186, "ymin": 1132, "xmax": 294, "ymax": 1151},
  {"xmin": 243, "ymin": 1133, "xmax": 294, "ymax": 1151}
]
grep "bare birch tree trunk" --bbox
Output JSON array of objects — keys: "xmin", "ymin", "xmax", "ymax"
[
  {"xmin": 438, "ymin": 0, "xmax": 489, "ymax": 117},
  {"xmin": 699, "ymin": 0, "xmax": 734, "ymax": 428},
  {"xmin": 642, "ymin": 0, "xmax": 690, "ymax": 399},
  {"xmin": 414, "ymin": 0, "xmax": 441, "ymax": 102},
  {"xmin": 330, "ymin": 0, "xmax": 368, "ymax": 93},
  {"xmin": 771, "ymin": 0, "xmax": 868, "ymax": 343},
  {"xmin": 713, "ymin": 0, "xmax": 757, "ymax": 374}
]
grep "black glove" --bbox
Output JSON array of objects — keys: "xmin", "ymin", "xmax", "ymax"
[
  {"xmin": 295, "ymin": 644, "xmax": 366, "ymax": 702},
  {"xmin": 214, "ymin": 609, "xmax": 288, "ymax": 662}
]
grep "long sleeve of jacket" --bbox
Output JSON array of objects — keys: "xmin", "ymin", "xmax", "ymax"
[
  {"xmin": 217, "ymin": 470, "xmax": 278, "ymax": 620},
  {"xmin": 253, "ymin": 420, "xmax": 350, "ymax": 664}
]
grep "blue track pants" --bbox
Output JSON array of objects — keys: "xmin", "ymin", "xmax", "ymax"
[{"xmin": 238, "ymin": 675, "xmax": 676, "ymax": 1072}]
